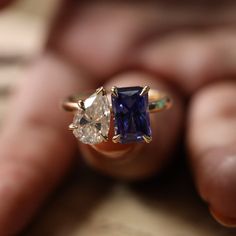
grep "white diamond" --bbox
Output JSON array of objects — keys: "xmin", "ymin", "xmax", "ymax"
[{"xmin": 72, "ymin": 91, "xmax": 110, "ymax": 144}]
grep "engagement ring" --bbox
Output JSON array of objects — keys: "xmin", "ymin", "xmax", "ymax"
[{"xmin": 62, "ymin": 86, "xmax": 172, "ymax": 145}]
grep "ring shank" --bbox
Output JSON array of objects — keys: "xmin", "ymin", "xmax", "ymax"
[{"xmin": 62, "ymin": 89, "xmax": 172, "ymax": 113}]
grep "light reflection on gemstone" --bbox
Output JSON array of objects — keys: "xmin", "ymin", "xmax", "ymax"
[{"xmin": 72, "ymin": 91, "xmax": 110, "ymax": 144}]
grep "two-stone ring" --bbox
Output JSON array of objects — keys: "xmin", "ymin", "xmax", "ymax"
[{"xmin": 62, "ymin": 86, "xmax": 172, "ymax": 145}]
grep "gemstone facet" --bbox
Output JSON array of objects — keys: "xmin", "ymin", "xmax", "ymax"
[
  {"xmin": 72, "ymin": 90, "xmax": 110, "ymax": 144},
  {"xmin": 111, "ymin": 86, "xmax": 151, "ymax": 143}
]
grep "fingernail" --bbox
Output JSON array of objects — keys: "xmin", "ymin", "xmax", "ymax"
[
  {"xmin": 209, "ymin": 207, "xmax": 236, "ymax": 228},
  {"xmin": 91, "ymin": 142, "xmax": 136, "ymax": 159}
]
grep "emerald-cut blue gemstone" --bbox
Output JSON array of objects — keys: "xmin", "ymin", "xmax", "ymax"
[{"xmin": 112, "ymin": 86, "xmax": 151, "ymax": 144}]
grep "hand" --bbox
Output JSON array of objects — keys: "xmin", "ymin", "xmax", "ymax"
[{"xmin": 0, "ymin": 1, "xmax": 236, "ymax": 234}]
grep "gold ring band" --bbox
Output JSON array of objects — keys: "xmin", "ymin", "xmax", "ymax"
[{"xmin": 62, "ymin": 89, "xmax": 172, "ymax": 113}]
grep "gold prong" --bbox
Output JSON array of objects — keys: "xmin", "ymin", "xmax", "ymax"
[
  {"xmin": 78, "ymin": 100, "xmax": 85, "ymax": 110},
  {"xmin": 111, "ymin": 86, "xmax": 118, "ymax": 97},
  {"xmin": 112, "ymin": 134, "xmax": 121, "ymax": 143},
  {"xmin": 101, "ymin": 134, "xmax": 109, "ymax": 142},
  {"xmin": 96, "ymin": 86, "xmax": 106, "ymax": 96},
  {"xmin": 140, "ymin": 86, "xmax": 150, "ymax": 96},
  {"xmin": 142, "ymin": 135, "xmax": 152, "ymax": 143},
  {"xmin": 69, "ymin": 123, "xmax": 78, "ymax": 131}
]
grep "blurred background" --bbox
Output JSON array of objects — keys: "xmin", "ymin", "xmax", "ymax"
[
  {"xmin": 1, "ymin": 1, "xmax": 236, "ymax": 235},
  {"xmin": 0, "ymin": 0, "xmax": 54, "ymax": 125}
]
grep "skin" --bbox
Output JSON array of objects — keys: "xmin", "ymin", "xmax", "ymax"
[{"xmin": 1, "ymin": 1, "xmax": 236, "ymax": 234}]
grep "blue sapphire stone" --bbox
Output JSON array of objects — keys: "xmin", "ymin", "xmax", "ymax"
[{"xmin": 112, "ymin": 86, "xmax": 151, "ymax": 144}]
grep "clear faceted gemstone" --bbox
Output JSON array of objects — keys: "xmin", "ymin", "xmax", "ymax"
[{"xmin": 72, "ymin": 92, "xmax": 110, "ymax": 144}]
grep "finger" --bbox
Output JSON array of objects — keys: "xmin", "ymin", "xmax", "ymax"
[
  {"xmin": 49, "ymin": 2, "xmax": 162, "ymax": 77},
  {"xmin": 0, "ymin": 53, "xmax": 92, "ymax": 235},
  {"xmin": 137, "ymin": 29, "xmax": 236, "ymax": 94},
  {"xmin": 79, "ymin": 71, "xmax": 184, "ymax": 180},
  {"xmin": 49, "ymin": 1, "xmax": 236, "ymax": 95},
  {"xmin": 187, "ymin": 81, "xmax": 236, "ymax": 227},
  {"xmin": 53, "ymin": 1, "xmax": 233, "ymax": 78}
]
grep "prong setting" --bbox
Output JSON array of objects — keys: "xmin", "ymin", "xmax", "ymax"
[
  {"xmin": 69, "ymin": 123, "xmax": 78, "ymax": 131},
  {"xmin": 101, "ymin": 134, "xmax": 109, "ymax": 142},
  {"xmin": 111, "ymin": 86, "xmax": 118, "ymax": 97},
  {"xmin": 140, "ymin": 86, "xmax": 150, "ymax": 96},
  {"xmin": 112, "ymin": 134, "xmax": 121, "ymax": 143},
  {"xmin": 78, "ymin": 99, "xmax": 85, "ymax": 111},
  {"xmin": 142, "ymin": 135, "xmax": 152, "ymax": 143},
  {"xmin": 96, "ymin": 86, "xmax": 106, "ymax": 96}
]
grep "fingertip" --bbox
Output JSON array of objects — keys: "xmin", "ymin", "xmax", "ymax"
[
  {"xmin": 187, "ymin": 81, "xmax": 236, "ymax": 226},
  {"xmin": 78, "ymin": 121, "xmax": 144, "ymax": 179},
  {"xmin": 91, "ymin": 141, "xmax": 136, "ymax": 160},
  {"xmin": 210, "ymin": 207, "xmax": 236, "ymax": 228},
  {"xmin": 194, "ymin": 150, "xmax": 236, "ymax": 227}
]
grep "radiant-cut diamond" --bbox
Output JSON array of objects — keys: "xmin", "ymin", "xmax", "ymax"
[
  {"xmin": 112, "ymin": 86, "xmax": 151, "ymax": 144},
  {"xmin": 72, "ymin": 91, "xmax": 110, "ymax": 144}
]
